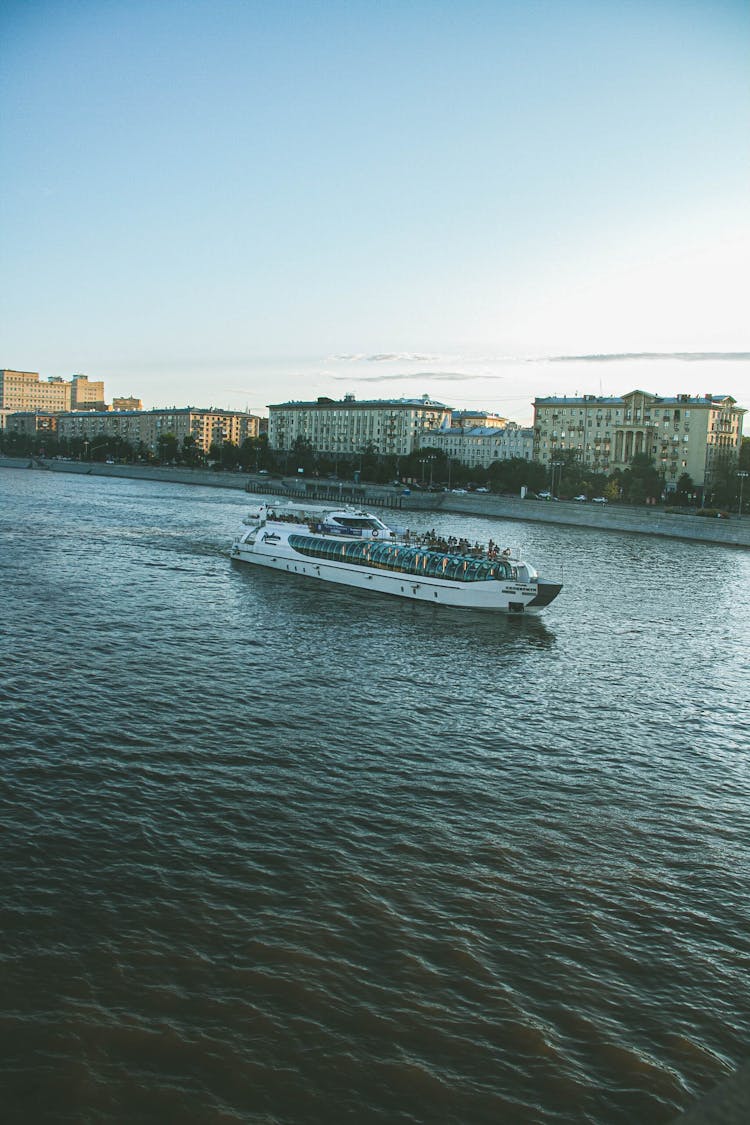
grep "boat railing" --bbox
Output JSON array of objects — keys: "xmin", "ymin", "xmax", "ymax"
[
  {"xmin": 245, "ymin": 480, "xmax": 404, "ymax": 508},
  {"xmin": 242, "ymin": 509, "xmax": 526, "ymax": 565}
]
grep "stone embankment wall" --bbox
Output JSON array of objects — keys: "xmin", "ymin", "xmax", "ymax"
[
  {"xmin": 2, "ymin": 456, "xmax": 749, "ymax": 549},
  {"xmin": 405, "ymin": 490, "xmax": 750, "ymax": 549}
]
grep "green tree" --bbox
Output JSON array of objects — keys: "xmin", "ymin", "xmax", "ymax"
[
  {"xmin": 583, "ymin": 470, "xmax": 609, "ymax": 499},
  {"xmin": 291, "ymin": 435, "xmax": 316, "ymax": 475},
  {"xmin": 182, "ymin": 434, "xmax": 201, "ymax": 466},
  {"xmin": 553, "ymin": 450, "xmax": 586, "ymax": 497},
  {"xmin": 706, "ymin": 450, "xmax": 738, "ymax": 508},
  {"xmin": 674, "ymin": 473, "xmax": 695, "ymax": 505},
  {"xmin": 220, "ymin": 440, "xmax": 240, "ymax": 470},
  {"xmin": 488, "ymin": 457, "xmax": 546, "ymax": 494},
  {"xmin": 617, "ymin": 453, "xmax": 663, "ymax": 504},
  {"xmin": 360, "ymin": 441, "xmax": 383, "ymax": 483},
  {"xmin": 239, "ymin": 436, "xmax": 266, "ymax": 472},
  {"xmin": 739, "ymin": 436, "xmax": 750, "ymax": 472},
  {"xmin": 157, "ymin": 432, "xmax": 179, "ymax": 463},
  {"xmin": 400, "ymin": 445, "xmax": 447, "ymax": 486}
]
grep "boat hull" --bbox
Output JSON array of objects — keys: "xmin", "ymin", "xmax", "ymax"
[{"xmin": 231, "ymin": 540, "xmax": 557, "ymax": 613}]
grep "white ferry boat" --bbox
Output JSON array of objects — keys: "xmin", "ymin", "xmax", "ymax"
[{"xmin": 231, "ymin": 502, "xmax": 561, "ymax": 613}]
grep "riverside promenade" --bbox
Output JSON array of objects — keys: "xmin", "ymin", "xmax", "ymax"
[{"xmin": 3, "ymin": 455, "xmax": 749, "ymax": 549}]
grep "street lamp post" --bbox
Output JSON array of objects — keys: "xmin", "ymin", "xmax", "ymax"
[
  {"xmin": 550, "ymin": 460, "xmax": 563, "ymax": 498},
  {"xmin": 738, "ymin": 470, "xmax": 748, "ymax": 516}
]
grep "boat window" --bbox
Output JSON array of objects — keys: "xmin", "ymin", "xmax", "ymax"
[
  {"xmin": 336, "ymin": 517, "xmax": 381, "ymax": 529},
  {"xmin": 286, "ymin": 535, "xmax": 508, "ymax": 583}
]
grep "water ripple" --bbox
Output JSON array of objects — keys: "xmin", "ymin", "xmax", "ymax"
[{"xmin": 1, "ymin": 469, "xmax": 749, "ymax": 1124}]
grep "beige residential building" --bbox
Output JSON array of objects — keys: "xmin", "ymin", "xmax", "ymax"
[
  {"xmin": 56, "ymin": 407, "xmax": 260, "ymax": 454},
  {"xmin": 71, "ymin": 374, "xmax": 106, "ymax": 410},
  {"xmin": 267, "ymin": 393, "xmax": 452, "ymax": 457},
  {"xmin": 5, "ymin": 411, "xmax": 60, "ymax": 438},
  {"xmin": 425, "ymin": 422, "xmax": 534, "ymax": 468},
  {"xmin": 533, "ymin": 389, "xmax": 745, "ymax": 490},
  {"xmin": 450, "ymin": 410, "xmax": 509, "ymax": 430},
  {"xmin": 0, "ymin": 369, "xmax": 72, "ymax": 412},
  {"xmin": 0, "ymin": 369, "xmax": 111, "ymax": 412},
  {"xmin": 112, "ymin": 396, "xmax": 143, "ymax": 411}
]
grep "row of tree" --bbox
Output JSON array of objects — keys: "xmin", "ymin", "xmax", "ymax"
[
  {"xmin": 2, "ymin": 428, "xmax": 748, "ymax": 507},
  {"xmin": 0, "ymin": 429, "xmax": 272, "ymax": 471}
]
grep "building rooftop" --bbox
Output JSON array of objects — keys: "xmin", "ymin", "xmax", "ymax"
[
  {"xmin": 58, "ymin": 406, "xmax": 258, "ymax": 418},
  {"xmin": 534, "ymin": 390, "xmax": 739, "ymax": 407},
  {"xmin": 268, "ymin": 394, "xmax": 450, "ymax": 409},
  {"xmin": 433, "ymin": 425, "xmax": 532, "ymax": 437}
]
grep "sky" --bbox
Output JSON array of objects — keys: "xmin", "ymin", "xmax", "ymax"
[{"xmin": 1, "ymin": 0, "xmax": 748, "ymax": 422}]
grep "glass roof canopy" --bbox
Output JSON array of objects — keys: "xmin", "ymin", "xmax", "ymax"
[{"xmin": 288, "ymin": 535, "xmax": 513, "ymax": 583}]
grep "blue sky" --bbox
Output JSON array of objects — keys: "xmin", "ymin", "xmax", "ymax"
[{"xmin": 1, "ymin": 0, "xmax": 748, "ymax": 420}]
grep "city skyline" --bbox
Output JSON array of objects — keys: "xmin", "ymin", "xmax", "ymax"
[
  {"xmin": 2, "ymin": 1, "xmax": 748, "ymax": 420},
  {"xmin": 4, "ymin": 354, "xmax": 747, "ymax": 429}
]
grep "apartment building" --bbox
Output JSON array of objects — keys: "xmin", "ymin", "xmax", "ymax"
[
  {"xmin": 452, "ymin": 411, "xmax": 510, "ymax": 427},
  {"xmin": 56, "ymin": 407, "xmax": 260, "ymax": 454},
  {"xmin": 4, "ymin": 411, "xmax": 60, "ymax": 438},
  {"xmin": 71, "ymin": 374, "xmax": 106, "ymax": 410},
  {"xmin": 533, "ymin": 389, "xmax": 745, "ymax": 490},
  {"xmin": 425, "ymin": 422, "xmax": 534, "ymax": 469},
  {"xmin": 267, "ymin": 394, "xmax": 451, "ymax": 457},
  {"xmin": 0, "ymin": 369, "xmax": 72, "ymax": 412},
  {"xmin": 450, "ymin": 410, "xmax": 509, "ymax": 430},
  {"xmin": 0, "ymin": 369, "xmax": 108, "ymax": 412}
]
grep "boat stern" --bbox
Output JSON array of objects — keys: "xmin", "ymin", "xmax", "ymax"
[{"xmin": 526, "ymin": 580, "xmax": 563, "ymax": 609}]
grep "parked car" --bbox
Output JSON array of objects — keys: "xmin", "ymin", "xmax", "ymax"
[
  {"xmin": 538, "ymin": 490, "xmax": 552, "ymax": 500},
  {"xmin": 573, "ymin": 494, "xmax": 587, "ymax": 502},
  {"xmin": 475, "ymin": 487, "xmax": 490, "ymax": 493},
  {"xmin": 592, "ymin": 496, "xmax": 608, "ymax": 504}
]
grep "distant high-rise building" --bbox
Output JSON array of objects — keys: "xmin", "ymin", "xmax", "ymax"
[
  {"xmin": 0, "ymin": 369, "xmax": 72, "ymax": 412},
  {"xmin": 71, "ymin": 374, "xmax": 106, "ymax": 410},
  {"xmin": 0, "ymin": 369, "xmax": 112, "ymax": 412}
]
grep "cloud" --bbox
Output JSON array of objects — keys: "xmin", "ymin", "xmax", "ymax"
[
  {"xmin": 367, "ymin": 352, "xmax": 437, "ymax": 362},
  {"xmin": 330, "ymin": 371, "xmax": 500, "ymax": 383},
  {"xmin": 328, "ymin": 352, "xmax": 440, "ymax": 363},
  {"xmin": 543, "ymin": 352, "xmax": 750, "ymax": 363}
]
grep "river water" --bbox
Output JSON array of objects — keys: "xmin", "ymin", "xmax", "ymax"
[{"xmin": 2, "ymin": 468, "xmax": 749, "ymax": 1124}]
